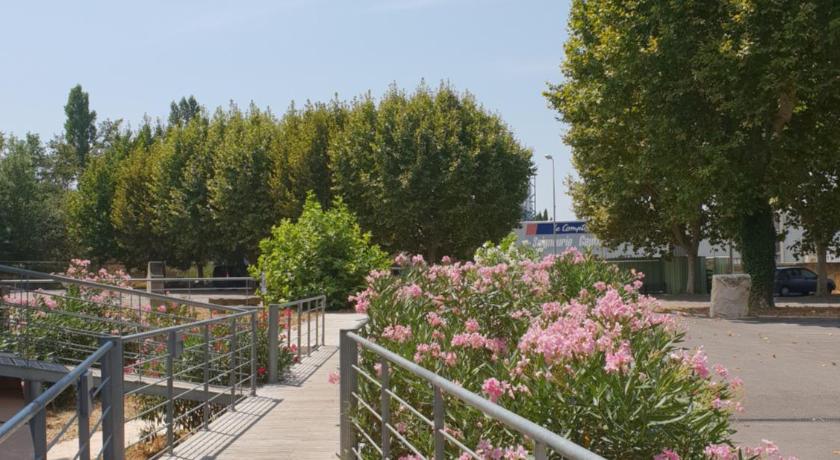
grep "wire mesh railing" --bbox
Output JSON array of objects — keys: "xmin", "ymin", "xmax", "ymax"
[
  {"xmin": 339, "ymin": 325, "xmax": 606, "ymax": 460},
  {"xmin": 0, "ymin": 264, "xmax": 263, "ymax": 460}
]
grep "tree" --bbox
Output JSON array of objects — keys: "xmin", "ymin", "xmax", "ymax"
[
  {"xmin": 548, "ymin": 0, "xmax": 725, "ymax": 294},
  {"xmin": 157, "ymin": 110, "xmax": 216, "ymax": 273},
  {"xmin": 67, "ymin": 129, "xmax": 132, "ymax": 263},
  {"xmin": 252, "ymin": 193, "xmax": 389, "ymax": 309},
  {"xmin": 207, "ymin": 103, "xmax": 280, "ymax": 264},
  {"xmin": 110, "ymin": 125, "xmax": 165, "ymax": 269},
  {"xmin": 270, "ymin": 100, "xmax": 347, "ymax": 217},
  {"xmin": 692, "ymin": 0, "xmax": 840, "ymax": 309},
  {"xmin": 0, "ymin": 134, "xmax": 68, "ymax": 261},
  {"xmin": 168, "ymin": 96, "xmax": 201, "ymax": 127},
  {"xmin": 550, "ymin": 0, "xmax": 840, "ymax": 307},
  {"xmin": 63, "ymin": 84, "xmax": 97, "ymax": 172},
  {"xmin": 332, "ymin": 83, "xmax": 533, "ymax": 260}
]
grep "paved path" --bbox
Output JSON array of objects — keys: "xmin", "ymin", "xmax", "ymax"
[
  {"xmin": 683, "ymin": 317, "xmax": 840, "ymax": 459},
  {"xmin": 162, "ymin": 312, "xmax": 366, "ymax": 460}
]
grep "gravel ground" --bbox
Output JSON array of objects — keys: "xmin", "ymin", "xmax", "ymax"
[{"xmin": 682, "ymin": 316, "xmax": 840, "ymax": 459}]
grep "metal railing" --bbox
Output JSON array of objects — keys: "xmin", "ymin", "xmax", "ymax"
[
  {"xmin": 129, "ymin": 276, "xmax": 258, "ymax": 298},
  {"xmin": 0, "ymin": 341, "xmax": 117, "ymax": 460},
  {"xmin": 0, "ymin": 264, "xmax": 262, "ymax": 460},
  {"xmin": 339, "ymin": 324, "xmax": 605, "ymax": 460},
  {"xmin": 266, "ymin": 295, "xmax": 326, "ymax": 383}
]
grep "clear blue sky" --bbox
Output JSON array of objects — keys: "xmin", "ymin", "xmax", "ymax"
[{"xmin": 0, "ymin": 0, "xmax": 576, "ymax": 220}]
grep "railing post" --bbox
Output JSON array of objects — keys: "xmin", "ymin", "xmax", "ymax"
[
  {"xmin": 268, "ymin": 304, "xmax": 279, "ymax": 383},
  {"xmin": 321, "ymin": 296, "xmax": 326, "ymax": 346},
  {"xmin": 314, "ymin": 303, "xmax": 319, "ymax": 349},
  {"xmin": 379, "ymin": 358, "xmax": 391, "ymax": 458},
  {"xmin": 307, "ymin": 302, "xmax": 312, "ymax": 357},
  {"xmin": 100, "ymin": 337, "xmax": 125, "ymax": 460},
  {"xmin": 339, "ymin": 329, "xmax": 358, "ymax": 460},
  {"xmin": 23, "ymin": 380, "xmax": 45, "ymax": 460},
  {"xmin": 296, "ymin": 303, "xmax": 302, "ymax": 362},
  {"xmin": 166, "ymin": 330, "xmax": 176, "ymax": 452},
  {"xmin": 250, "ymin": 311, "xmax": 257, "ymax": 395},
  {"xmin": 203, "ymin": 323, "xmax": 210, "ymax": 430},
  {"xmin": 77, "ymin": 371, "xmax": 92, "ymax": 460},
  {"xmin": 286, "ymin": 307, "xmax": 292, "ymax": 349},
  {"xmin": 229, "ymin": 317, "xmax": 238, "ymax": 411},
  {"xmin": 534, "ymin": 441, "xmax": 548, "ymax": 460},
  {"xmin": 433, "ymin": 386, "xmax": 445, "ymax": 460}
]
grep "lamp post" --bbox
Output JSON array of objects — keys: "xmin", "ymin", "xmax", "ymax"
[{"xmin": 544, "ymin": 154, "xmax": 557, "ymax": 255}]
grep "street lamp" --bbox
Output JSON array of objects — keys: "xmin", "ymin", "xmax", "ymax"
[{"xmin": 544, "ymin": 154, "xmax": 557, "ymax": 255}]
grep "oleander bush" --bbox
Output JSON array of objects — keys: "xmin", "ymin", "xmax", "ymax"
[{"xmin": 349, "ymin": 243, "xmax": 796, "ymax": 460}]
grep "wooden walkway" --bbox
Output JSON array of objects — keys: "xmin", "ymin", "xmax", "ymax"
[{"xmin": 161, "ymin": 313, "xmax": 366, "ymax": 460}]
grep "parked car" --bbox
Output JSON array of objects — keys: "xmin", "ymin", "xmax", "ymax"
[{"xmin": 774, "ymin": 267, "xmax": 835, "ymax": 296}]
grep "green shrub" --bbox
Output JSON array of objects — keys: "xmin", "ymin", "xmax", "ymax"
[{"xmin": 252, "ymin": 192, "xmax": 389, "ymax": 310}]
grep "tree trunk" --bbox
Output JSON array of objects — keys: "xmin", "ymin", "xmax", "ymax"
[
  {"xmin": 739, "ymin": 203, "xmax": 776, "ymax": 311},
  {"xmin": 816, "ymin": 241, "xmax": 828, "ymax": 297},
  {"xmin": 685, "ymin": 251, "xmax": 697, "ymax": 295}
]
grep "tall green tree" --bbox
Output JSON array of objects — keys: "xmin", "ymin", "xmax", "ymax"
[
  {"xmin": 693, "ymin": 0, "xmax": 840, "ymax": 308},
  {"xmin": 332, "ymin": 83, "xmax": 533, "ymax": 260},
  {"xmin": 548, "ymin": 0, "xmax": 725, "ymax": 294},
  {"xmin": 67, "ymin": 121, "xmax": 133, "ymax": 263},
  {"xmin": 207, "ymin": 104, "xmax": 280, "ymax": 264},
  {"xmin": 271, "ymin": 100, "xmax": 347, "ymax": 217},
  {"xmin": 168, "ymin": 96, "xmax": 201, "ymax": 127},
  {"xmin": 0, "ymin": 134, "xmax": 68, "ymax": 261},
  {"xmin": 63, "ymin": 84, "xmax": 97, "ymax": 172}
]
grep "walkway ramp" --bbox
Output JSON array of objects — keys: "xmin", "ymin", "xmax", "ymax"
[{"xmin": 161, "ymin": 313, "xmax": 366, "ymax": 460}]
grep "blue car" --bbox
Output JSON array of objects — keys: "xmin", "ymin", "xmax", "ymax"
[{"xmin": 774, "ymin": 267, "xmax": 835, "ymax": 296}]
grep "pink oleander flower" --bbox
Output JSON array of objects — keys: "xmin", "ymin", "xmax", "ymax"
[
  {"xmin": 156, "ymin": 305, "xmax": 167, "ymax": 313},
  {"xmin": 398, "ymin": 283, "xmax": 423, "ymax": 300},
  {"xmin": 395, "ymin": 421, "xmax": 407, "ymax": 433},
  {"xmin": 465, "ymin": 318, "xmax": 480, "ymax": 332},
  {"xmin": 394, "ymin": 253, "xmax": 409, "ymax": 266},
  {"xmin": 382, "ymin": 324, "xmax": 412, "ymax": 343},
  {"xmin": 411, "ymin": 254, "xmax": 425, "ymax": 265},
  {"xmin": 654, "ymin": 449, "xmax": 680, "ymax": 460},
  {"xmin": 443, "ymin": 352, "xmax": 457, "ymax": 367},
  {"xmin": 426, "ymin": 311, "xmax": 446, "ymax": 327},
  {"xmin": 441, "ymin": 256, "xmax": 452, "ymax": 264},
  {"xmin": 503, "ymin": 445, "xmax": 528, "ymax": 459},
  {"xmin": 593, "ymin": 281, "xmax": 607, "ymax": 291},
  {"xmin": 481, "ymin": 377, "xmax": 511, "ymax": 403},
  {"xmin": 328, "ymin": 371, "xmax": 340, "ymax": 384},
  {"xmin": 604, "ymin": 340, "xmax": 634, "ymax": 374},
  {"xmin": 451, "ymin": 332, "xmax": 486, "ymax": 349},
  {"xmin": 398, "ymin": 455, "xmax": 421, "ymax": 460}
]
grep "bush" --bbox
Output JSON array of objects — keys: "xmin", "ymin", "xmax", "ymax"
[
  {"xmin": 252, "ymin": 192, "xmax": 389, "ymax": 310},
  {"xmin": 350, "ymin": 245, "xmax": 794, "ymax": 459}
]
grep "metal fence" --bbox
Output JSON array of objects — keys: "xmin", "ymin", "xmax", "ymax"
[
  {"xmin": 266, "ymin": 295, "xmax": 326, "ymax": 383},
  {"xmin": 339, "ymin": 324, "xmax": 605, "ymax": 460},
  {"xmin": 0, "ymin": 264, "xmax": 263, "ymax": 459},
  {"xmin": 129, "ymin": 276, "xmax": 258, "ymax": 298}
]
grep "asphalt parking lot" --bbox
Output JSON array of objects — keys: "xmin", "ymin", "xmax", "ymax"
[{"xmin": 682, "ymin": 316, "xmax": 840, "ymax": 459}]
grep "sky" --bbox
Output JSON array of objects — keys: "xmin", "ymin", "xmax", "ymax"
[{"xmin": 0, "ymin": 0, "xmax": 577, "ymax": 220}]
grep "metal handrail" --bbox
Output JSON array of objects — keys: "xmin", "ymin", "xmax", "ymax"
[
  {"xmin": 0, "ymin": 341, "xmax": 113, "ymax": 445},
  {"xmin": 340, "ymin": 327, "xmax": 606, "ymax": 460},
  {"xmin": 0, "ymin": 264, "xmax": 246, "ymax": 313},
  {"xmin": 266, "ymin": 295, "xmax": 326, "ymax": 382}
]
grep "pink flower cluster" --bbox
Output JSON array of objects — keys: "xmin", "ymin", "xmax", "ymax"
[
  {"xmin": 704, "ymin": 439, "xmax": 797, "ymax": 460},
  {"xmin": 382, "ymin": 324, "xmax": 412, "ymax": 343}
]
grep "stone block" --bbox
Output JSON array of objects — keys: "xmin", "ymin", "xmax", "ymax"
[{"xmin": 710, "ymin": 274, "xmax": 751, "ymax": 318}]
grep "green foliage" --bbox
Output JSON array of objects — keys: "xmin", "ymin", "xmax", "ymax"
[
  {"xmin": 331, "ymin": 82, "xmax": 534, "ymax": 261},
  {"xmin": 253, "ymin": 193, "xmax": 389, "ymax": 309},
  {"xmin": 207, "ymin": 104, "xmax": 281, "ymax": 264},
  {"xmin": 473, "ymin": 232, "xmax": 540, "ymax": 266},
  {"xmin": 63, "ymin": 84, "xmax": 97, "ymax": 172},
  {"xmin": 0, "ymin": 133, "xmax": 69, "ymax": 261},
  {"xmin": 168, "ymin": 95, "xmax": 201, "ymax": 127}
]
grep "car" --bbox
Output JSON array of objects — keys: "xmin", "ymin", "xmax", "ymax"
[{"xmin": 774, "ymin": 267, "xmax": 835, "ymax": 296}]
